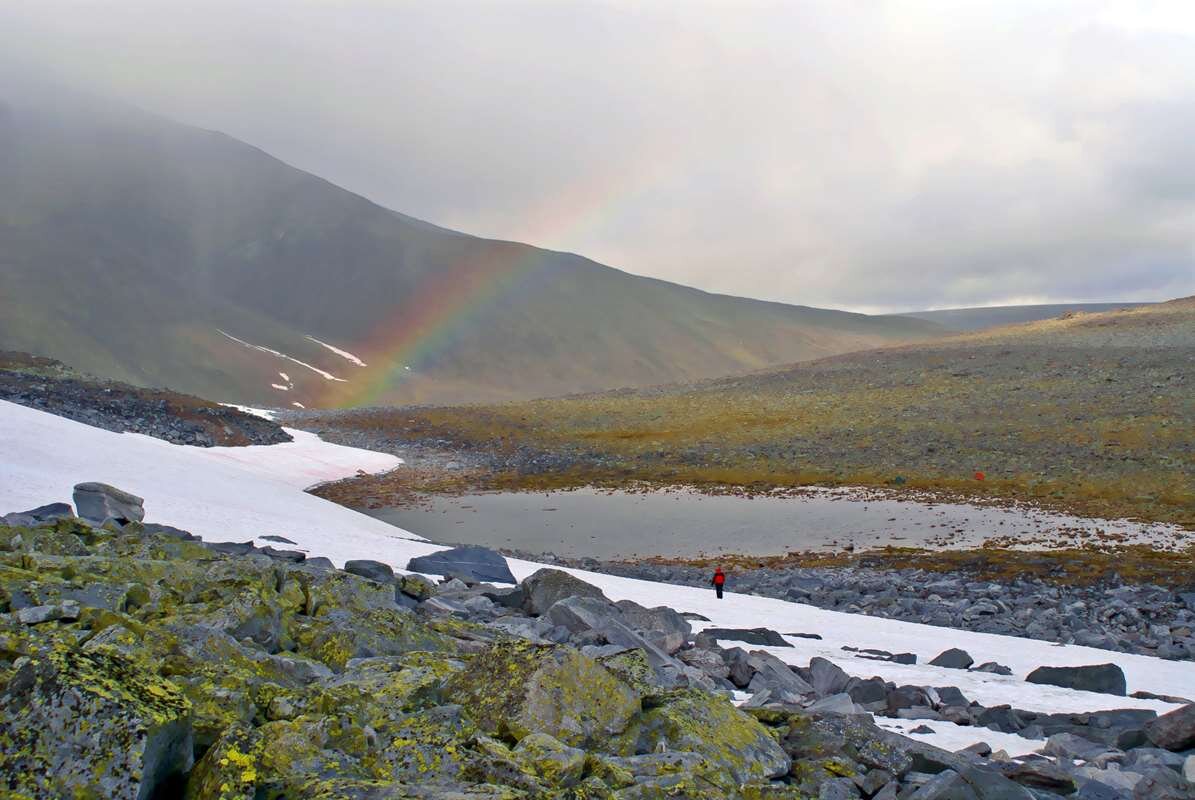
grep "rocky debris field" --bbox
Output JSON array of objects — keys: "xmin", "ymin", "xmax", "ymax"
[
  {"xmin": 509, "ymin": 554, "xmax": 1195, "ymax": 663},
  {"xmin": 0, "ymin": 350, "xmax": 290, "ymax": 447},
  {"xmin": 2, "ymin": 487, "xmax": 1195, "ymax": 799}
]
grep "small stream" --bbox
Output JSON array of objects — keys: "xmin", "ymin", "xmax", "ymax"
[{"xmin": 359, "ymin": 487, "xmax": 1190, "ymax": 559}]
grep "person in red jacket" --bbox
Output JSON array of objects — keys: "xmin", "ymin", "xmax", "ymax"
[{"xmin": 712, "ymin": 567, "xmax": 726, "ymax": 599}]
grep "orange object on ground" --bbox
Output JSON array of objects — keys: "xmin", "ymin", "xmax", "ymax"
[{"xmin": 974, "ymin": 471, "xmax": 986, "ymax": 481}]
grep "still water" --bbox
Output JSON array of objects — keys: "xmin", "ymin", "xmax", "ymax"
[{"xmin": 361, "ymin": 487, "xmax": 1189, "ymax": 559}]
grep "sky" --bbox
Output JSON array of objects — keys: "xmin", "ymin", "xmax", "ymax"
[{"xmin": 3, "ymin": 1, "xmax": 1194, "ymax": 313}]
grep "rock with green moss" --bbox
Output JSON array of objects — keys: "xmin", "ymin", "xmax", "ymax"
[
  {"xmin": 0, "ymin": 645, "xmax": 193, "ymax": 800},
  {"xmin": 513, "ymin": 732, "xmax": 588, "ymax": 787},
  {"xmin": 596, "ymin": 648, "xmax": 663, "ymax": 696},
  {"xmin": 609, "ymin": 690, "xmax": 790, "ymax": 790},
  {"xmin": 444, "ymin": 640, "xmax": 641, "ymax": 747},
  {"xmin": 291, "ymin": 607, "xmax": 453, "ymax": 671}
]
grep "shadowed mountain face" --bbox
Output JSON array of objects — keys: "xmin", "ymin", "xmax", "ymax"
[{"xmin": 0, "ymin": 90, "xmax": 941, "ymax": 407}]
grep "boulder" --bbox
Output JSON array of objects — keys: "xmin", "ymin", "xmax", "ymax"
[
  {"xmin": 546, "ymin": 595, "xmax": 623, "ymax": 634},
  {"xmin": 701, "ymin": 627, "xmax": 791, "ymax": 647},
  {"xmin": 343, "ymin": 559, "xmax": 396, "ymax": 584},
  {"xmin": 612, "ymin": 689, "xmax": 791, "ymax": 789},
  {"xmin": 72, "ymin": 482, "xmax": 145, "ymax": 526},
  {"xmin": 0, "ymin": 647, "xmax": 193, "ymax": 799},
  {"xmin": 521, "ymin": 568, "xmax": 608, "ymax": 615},
  {"xmin": 1143, "ymin": 703, "xmax": 1195, "ymax": 751},
  {"xmin": 806, "ymin": 693, "xmax": 862, "ymax": 715},
  {"xmin": 724, "ymin": 647, "xmax": 756, "ymax": 688},
  {"xmin": 616, "ymin": 600, "xmax": 692, "ymax": 653},
  {"xmin": 443, "ymin": 640, "xmax": 640, "ymax": 747},
  {"xmin": 929, "ymin": 648, "xmax": 974, "ymax": 669},
  {"xmin": 1026, "ymin": 663, "xmax": 1127, "ymax": 697},
  {"xmin": 397, "ymin": 573, "xmax": 437, "ymax": 600},
  {"xmin": 809, "ymin": 657, "xmax": 852, "ymax": 696},
  {"xmin": 512, "ymin": 732, "xmax": 587, "ymax": 787},
  {"xmin": 2, "ymin": 501, "xmax": 74, "ymax": 527},
  {"xmin": 407, "ymin": 545, "xmax": 516, "ymax": 584},
  {"xmin": 973, "ymin": 662, "xmax": 1013, "ymax": 676},
  {"xmin": 746, "ymin": 650, "xmax": 815, "ymax": 696}
]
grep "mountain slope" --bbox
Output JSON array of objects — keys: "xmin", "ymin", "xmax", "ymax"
[
  {"xmin": 901, "ymin": 302, "xmax": 1153, "ymax": 331},
  {"xmin": 303, "ymin": 298, "xmax": 1195, "ymax": 528},
  {"xmin": 0, "ymin": 89, "xmax": 941, "ymax": 407}
]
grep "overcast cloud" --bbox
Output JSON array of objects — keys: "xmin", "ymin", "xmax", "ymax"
[{"xmin": 3, "ymin": 0, "xmax": 1193, "ymax": 312}]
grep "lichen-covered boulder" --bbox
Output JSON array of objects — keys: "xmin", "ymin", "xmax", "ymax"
[
  {"xmin": 184, "ymin": 722, "xmax": 262, "ymax": 800},
  {"xmin": 0, "ymin": 645, "xmax": 193, "ymax": 800},
  {"xmin": 314, "ymin": 652, "xmax": 466, "ymax": 725},
  {"xmin": 513, "ymin": 732, "xmax": 587, "ymax": 787},
  {"xmin": 399, "ymin": 573, "xmax": 438, "ymax": 601},
  {"xmin": 291, "ymin": 608, "xmax": 453, "ymax": 671},
  {"xmin": 444, "ymin": 641, "xmax": 641, "ymax": 747},
  {"xmin": 609, "ymin": 689, "xmax": 791, "ymax": 790}
]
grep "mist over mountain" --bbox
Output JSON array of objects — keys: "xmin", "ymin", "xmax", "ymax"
[{"xmin": 0, "ymin": 88, "xmax": 940, "ymax": 407}]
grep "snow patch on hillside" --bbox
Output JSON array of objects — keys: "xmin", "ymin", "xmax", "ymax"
[
  {"xmin": 305, "ymin": 335, "xmax": 368, "ymax": 367},
  {"xmin": 216, "ymin": 329, "xmax": 347, "ymax": 382}
]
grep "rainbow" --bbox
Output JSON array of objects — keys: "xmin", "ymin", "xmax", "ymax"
[{"xmin": 321, "ymin": 147, "xmax": 680, "ymax": 407}]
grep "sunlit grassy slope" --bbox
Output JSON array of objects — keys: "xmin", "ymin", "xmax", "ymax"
[{"xmin": 311, "ymin": 299, "xmax": 1195, "ymax": 528}]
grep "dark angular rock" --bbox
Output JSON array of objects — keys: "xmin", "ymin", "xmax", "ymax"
[
  {"xmin": 929, "ymin": 648, "xmax": 975, "ymax": 669},
  {"xmin": 407, "ymin": 545, "xmax": 516, "ymax": 585},
  {"xmin": 203, "ymin": 540, "xmax": 257, "ymax": 556},
  {"xmin": 140, "ymin": 523, "xmax": 198, "ymax": 540},
  {"xmin": 1143, "ymin": 703, "xmax": 1195, "ymax": 751},
  {"xmin": 259, "ymin": 534, "xmax": 297, "ymax": 544},
  {"xmin": 344, "ymin": 559, "xmax": 396, "ymax": 584},
  {"xmin": 701, "ymin": 627, "xmax": 791, "ymax": 647},
  {"xmin": 72, "ymin": 481, "xmax": 145, "ymax": 525},
  {"xmin": 258, "ymin": 546, "xmax": 305, "ymax": 563},
  {"xmin": 2, "ymin": 502, "xmax": 74, "ymax": 526},
  {"xmin": 724, "ymin": 647, "xmax": 755, "ymax": 688},
  {"xmin": 934, "ymin": 686, "xmax": 971, "ymax": 708},
  {"xmin": 520, "ymin": 568, "xmax": 608, "ymax": 615},
  {"xmin": 1026, "ymin": 664, "xmax": 1127, "ymax": 697},
  {"xmin": 304, "ymin": 556, "xmax": 335, "ymax": 570},
  {"xmin": 998, "ymin": 760, "xmax": 1077, "ymax": 794},
  {"xmin": 974, "ymin": 661, "xmax": 1014, "ymax": 676}
]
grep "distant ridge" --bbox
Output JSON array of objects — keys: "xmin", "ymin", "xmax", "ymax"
[
  {"xmin": 900, "ymin": 302, "xmax": 1153, "ymax": 332},
  {"xmin": 0, "ymin": 87, "xmax": 942, "ymax": 407}
]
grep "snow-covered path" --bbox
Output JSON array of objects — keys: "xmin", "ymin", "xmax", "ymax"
[{"xmin": 2, "ymin": 399, "xmax": 1191, "ymax": 758}]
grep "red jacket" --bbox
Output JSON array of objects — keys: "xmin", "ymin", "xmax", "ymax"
[{"xmin": 712, "ymin": 570, "xmax": 725, "ymax": 586}]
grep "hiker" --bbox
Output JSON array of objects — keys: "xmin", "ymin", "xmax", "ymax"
[{"xmin": 711, "ymin": 567, "xmax": 726, "ymax": 599}]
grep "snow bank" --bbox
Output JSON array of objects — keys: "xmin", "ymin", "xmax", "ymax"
[{"xmin": 2, "ymin": 398, "xmax": 1192, "ymax": 757}]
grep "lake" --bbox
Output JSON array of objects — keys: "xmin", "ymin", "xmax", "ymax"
[{"xmin": 360, "ymin": 487, "xmax": 1190, "ymax": 559}]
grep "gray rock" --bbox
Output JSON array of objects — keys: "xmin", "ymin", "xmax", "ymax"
[
  {"xmin": 72, "ymin": 482, "xmax": 145, "ymax": 525},
  {"xmin": 677, "ymin": 647, "xmax": 730, "ymax": 680},
  {"xmin": 16, "ymin": 600, "xmax": 80, "ymax": 625},
  {"xmin": 304, "ymin": 556, "xmax": 335, "ymax": 570},
  {"xmin": 616, "ymin": 600, "xmax": 692, "ymax": 652},
  {"xmin": 809, "ymin": 656, "xmax": 852, "ymax": 696},
  {"xmin": 417, "ymin": 596, "xmax": 470, "ymax": 617},
  {"xmin": 934, "ymin": 686, "xmax": 971, "ymax": 707},
  {"xmin": 724, "ymin": 647, "xmax": 755, "ymax": 688},
  {"xmin": 1027, "ymin": 664, "xmax": 1127, "ymax": 697},
  {"xmin": 545, "ymin": 595, "xmax": 622, "ymax": 634},
  {"xmin": 521, "ymin": 568, "xmax": 608, "ymax": 615},
  {"xmin": 1183, "ymin": 754, "xmax": 1195, "ymax": 783},
  {"xmin": 806, "ymin": 693, "xmax": 861, "ymax": 715},
  {"xmin": 1143, "ymin": 703, "xmax": 1195, "ymax": 751},
  {"xmin": 1074, "ymin": 780, "xmax": 1129, "ymax": 799},
  {"xmin": 140, "ymin": 523, "xmax": 197, "ymax": 540},
  {"xmin": 598, "ymin": 617, "xmax": 684, "ymax": 673},
  {"xmin": 259, "ymin": 534, "xmax": 296, "ymax": 544},
  {"xmin": 908, "ymin": 769, "xmax": 980, "ymax": 799},
  {"xmin": 974, "ymin": 662, "xmax": 1014, "ymax": 676},
  {"xmin": 1042, "ymin": 733, "xmax": 1118, "ymax": 763},
  {"xmin": 701, "ymin": 627, "xmax": 791, "ymax": 647},
  {"xmin": 929, "ymin": 648, "xmax": 975, "ymax": 669},
  {"xmin": 258, "ymin": 546, "xmax": 305, "ymax": 563},
  {"xmin": 343, "ymin": 559, "xmax": 395, "ymax": 583},
  {"xmin": 407, "ymin": 545, "xmax": 516, "ymax": 584},
  {"xmin": 746, "ymin": 650, "xmax": 815, "ymax": 696},
  {"xmin": 2, "ymin": 502, "xmax": 74, "ymax": 526},
  {"xmin": 203, "ymin": 540, "xmax": 257, "ymax": 556}
]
